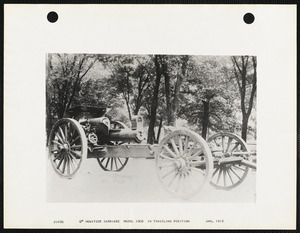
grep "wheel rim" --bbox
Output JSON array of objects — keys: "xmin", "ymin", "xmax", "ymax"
[
  {"xmin": 48, "ymin": 118, "xmax": 87, "ymax": 178},
  {"xmin": 97, "ymin": 157, "xmax": 129, "ymax": 172},
  {"xmin": 156, "ymin": 130, "xmax": 213, "ymax": 199},
  {"xmin": 207, "ymin": 132, "xmax": 250, "ymax": 190},
  {"xmin": 96, "ymin": 121, "xmax": 129, "ymax": 172}
]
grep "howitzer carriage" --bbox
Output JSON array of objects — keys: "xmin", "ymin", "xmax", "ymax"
[{"xmin": 48, "ymin": 105, "xmax": 256, "ymax": 199}]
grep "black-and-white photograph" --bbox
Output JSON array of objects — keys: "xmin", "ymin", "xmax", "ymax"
[
  {"xmin": 46, "ymin": 53, "xmax": 257, "ymax": 202},
  {"xmin": 4, "ymin": 4, "xmax": 296, "ymax": 229}
]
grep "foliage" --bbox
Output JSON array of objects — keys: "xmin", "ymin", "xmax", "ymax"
[
  {"xmin": 46, "ymin": 53, "xmax": 256, "ymax": 141},
  {"xmin": 231, "ymin": 56, "xmax": 257, "ymax": 141}
]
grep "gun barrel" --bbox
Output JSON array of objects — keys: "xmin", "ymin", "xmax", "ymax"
[{"xmin": 109, "ymin": 129, "xmax": 143, "ymax": 143}]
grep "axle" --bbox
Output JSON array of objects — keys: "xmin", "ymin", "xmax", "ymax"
[{"xmin": 192, "ymin": 157, "xmax": 256, "ymax": 170}]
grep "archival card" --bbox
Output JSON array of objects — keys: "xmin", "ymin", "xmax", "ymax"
[{"xmin": 4, "ymin": 4, "xmax": 296, "ymax": 229}]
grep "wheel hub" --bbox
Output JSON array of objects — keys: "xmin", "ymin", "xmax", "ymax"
[
  {"xmin": 223, "ymin": 152, "xmax": 231, "ymax": 157},
  {"xmin": 175, "ymin": 157, "xmax": 190, "ymax": 175},
  {"xmin": 61, "ymin": 143, "xmax": 70, "ymax": 153}
]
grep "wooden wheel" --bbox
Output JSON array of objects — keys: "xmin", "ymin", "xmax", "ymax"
[
  {"xmin": 96, "ymin": 121, "xmax": 129, "ymax": 172},
  {"xmin": 156, "ymin": 130, "xmax": 213, "ymax": 199},
  {"xmin": 207, "ymin": 132, "xmax": 251, "ymax": 190},
  {"xmin": 97, "ymin": 157, "xmax": 129, "ymax": 172},
  {"xmin": 48, "ymin": 118, "xmax": 87, "ymax": 179}
]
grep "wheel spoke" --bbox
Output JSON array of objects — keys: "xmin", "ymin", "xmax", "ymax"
[
  {"xmin": 163, "ymin": 145, "xmax": 178, "ymax": 158},
  {"xmin": 186, "ymin": 141, "xmax": 196, "ymax": 157},
  {"xmin": 97, "ymin": 156, "xmax": 128, "ymax": 172},
  {"xmin": 67, "ymin": 156, "xmax": 70, "ymax": 175},
  {"xmin": 159, "ymin": 163, "xmax": 175, "ymax": 169},
  {"xmin": 70, "ymin": 150, "xmax": 82, "ymax": 158},
  {"xmin": 178, "ymin": 136, "xmax": 183, "ymax": 155},
  {"xmin": 222, "ymin": 136, "xmax": 225, "ymax": 152},
  {"xmin": 233, "ymin": 165, "xmax": 246, "ymax": 171},
  {"xmin": 162, "ymin": 168, "xmax": 176, "ymax": 179},
  {"xmin": 216, "ymin": 167, "xmax": 222, "ymax": 184},
  {"xmin": 70, "ymin": 144, "xmax": 81, "ymax": 150},
  {"xmin": 229, "ymin": 166, "xmax": 241, "ymax": 179},
  {"xmin": 167, "ymin": 172, "xmax": 179, "ymax": 187},
  {"xmin": 207, "ymin": 133, "xmax": 250, "ymax": 190},
  {"xmin": 188, "ymin": 170, "xmax": 204, "ymax": 186},
  {"xmin": 231, "ymin": 142, "xmax": 240, "ymax": 152},
  {"xmin": 170, "ymin": 139, "xmax": 180, "ymax": 156},
  {"xmin": 55, "ymin": 132, "xmax": 64, "ymax": 144},
  {"xmin": 56, "ymin": 156, "xmax": 64, "ymax": 169},
  {"xmin": 49, "ymin": 119, "xmax": 87, "ymax": 178},
  {"xmin": 70, "ymin": 135, "xmax": 80, "ymax": 146},
  {"xmin": 214, "ymin": 138, "xmax": 220, "ymax": 147},
  {"xmin": 68, "ymin": 122, "xmax": 72, "ymax": 138},
  {"xmin": 189, "ymin": 166, "xmax": 206, "ymax": 175},
  {"xmin": 226, "ymin": 137, "xmax": 233, "ymax": 152},
  {"xmin": 69, "ymin": 124, "xmax": 74, "ymax": 139},
  {"xmin": 59, "ymin": 126, "xmax": 66, "ymax": 142},
  {"xmin": 226, "ymin": 168, "xmax": 234, "ymax": 185},
  {"xmin": 110, "ymin": 158, "xmax": 114, "ymax": 170},
  {"xmin": 114, "ymin": 158, "xmax": 118, "ymax": 170},
  {"xmin": 223, "ymin": 168, "xmax": 226, "ymax": 186},
  {"xmin": 105, "ymin": 158, "xmax": 110, "ymax": 168},
  {"xmin": 69, "ymin": 124, "xmax": 75, "ymax": 137},
  {"xmin": 175, "ymin": 174, "xmax": 181, "ymax": 193},
  {"xmin": 69, "ymin": 156, "xmax": 76, "ymax": 171},
  {"xmin": 68, "ymin": 152, "xmax": 79, "ymax": 165},
  {"xmin": 185, "ymin": 173, "xmax": 195, "ymax": 193},
  {"xmin": 62, "ymin": 157, "xmax": 67, "ymax": 174},
  {"xmin": 183, "ymin": 136, "xmax": 189, "ymax": 154},
  {"xmin": 65, "ymin": 124, "xmax": 69, "ymax": 142},
  {"xmin": 156, "ymin": 130, "xmax": 213, "ymax": 198},
  {"xmin": 159, "ymin": 153, "xmax": 176, "ymax": 161},
  {"xmin": 52, "ymin": 140, "xmax": 63, "ymax": 147},
  {"xmin": 212, "ymin": 167, "xmax": 220, "ymax": 178},
  {"xmin": 100, "ymin": 157, "xmax": 105, "ymax": 163},
  {"xmin": 53, "ymin": 154, "xmax": 62, "ymax": 162},
  {"xmin": 117, "ymin": 158, "xmax": 123, "ymax": 166},
  {"xmin": 187, "ymin": 148, "xmax": 203, "ymax": 160}
]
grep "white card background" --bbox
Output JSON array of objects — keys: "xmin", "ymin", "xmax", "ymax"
[{"xmin": 4, "ymin": 4, "xmax": 296, "ymax": 229}]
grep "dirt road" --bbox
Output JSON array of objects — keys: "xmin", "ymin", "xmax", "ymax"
[{"xmin": 46, "ymin": 157, "xmax": 256, "ymax": 203}]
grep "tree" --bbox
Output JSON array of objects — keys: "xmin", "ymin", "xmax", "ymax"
[
  {"xmin": 133, "ymin": 58, "xmax": 154, "ymax": 115},
  {"xmin": 179, "ymin": 56, "xmax": 240, "ymax": 139},
  {"xmin": 46, "ymin": 53, "xmax": 102, "ymax": 137},
  {"xmin": 232, "ymin": 56, "xmax": 257, "ymax": 141},
  {"xmin": 109, "ymin": 61, "xmax": 134, "ymax": 120},
  {"xmin": 162, "ymin": 55, "xmax": 189, "ymax": 126},
  {"xmin": 106, "ymin": 55, "xmax": 153, "ymax": 120},
  {"xmin": 201, "ymin": 91, "xmax": 215, "ymax": 139},
  {"xmin": 46, "ymin": 53, "xmax": 99, "ymax": 118},
  {"xmin": 46, "ymin": 53, "xmax": 256, "ymax": 143},
  {"xmin": 147, "ymin": 55, "xmax": 163, "ymax": 144}
]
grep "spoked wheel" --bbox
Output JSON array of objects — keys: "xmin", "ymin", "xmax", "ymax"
[
  {"xmin": 48, "ymin": 118, "xmax": 87, "ymax": 179},
  {"xmin": 207, "ymin": 132, "xmax": 251, "ymax": 190},
  {"xmin": 96, "ymin": 121, "xmax": 129, "ymax": 172},
  {"xmin": 97, "ymin": 157, "xmax": 129, "ymax": 172},
  {"xmin": 156, "ymin": 130, "xmax": 213, "ymax": 199}
]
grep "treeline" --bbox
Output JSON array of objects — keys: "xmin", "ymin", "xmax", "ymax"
[{"xmin": 46, "ymin": 54, "xmax": 257, "ymax": 142}]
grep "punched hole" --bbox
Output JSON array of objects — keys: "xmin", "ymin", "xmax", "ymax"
[
  {"xmin": 47, "ymin": 11, "xmax": 58, "ymax": 23},
  {"xmin": 243, "ymin": 13, "xmax": 255, "ymax": 24}
]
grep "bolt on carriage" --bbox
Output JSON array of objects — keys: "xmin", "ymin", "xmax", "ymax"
[{"xmin": 48, "ymin": 105, "xmax": 256, "ymax": 199}]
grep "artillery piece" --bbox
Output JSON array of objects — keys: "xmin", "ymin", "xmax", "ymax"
[{"xmin": 48, "ymin": 105, "xmax": 256, "ymax": 199}]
